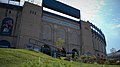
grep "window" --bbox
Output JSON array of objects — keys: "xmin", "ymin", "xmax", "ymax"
[
  {"xmin": 9, "ymin": 10, "xmax": 11, "ymax": 14},
  {"xmin": 97, "ymin": 53, "xmax": 100, "ymax": 57},
  {"xmin": 32, "ymin": 11, "xmax": 34, "ymax": 14},
  {"xmin": 30, "ymin": 10, "xmax": 36, "ymax": 15},
  {"xmin": 30, "ymin": 10, "xmax": 32, "ymax": 14},
  {"xmin": 35, "ymin": 12, "xmax": 36, "ymax": 15},
  {"xmin": 0, "ymin": 40, "xmax": 11, "ymax": 48},
  {"xmin": 101, "ymin": 55, "xmax": 103, "ymax": 58}
]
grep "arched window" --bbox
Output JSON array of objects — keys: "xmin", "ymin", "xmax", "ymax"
[
  {"xmin": 97, "ymin": 53, "xmax": 100, "ymax": 58},
  {"xmin": 72, "ymin": 49, "xmax": 79, "ymax": 58},
  {"xmin": 55, "ymin": 28, "xmax": 66, "ymax": 46},
  {"xmin": 69, "ymin": 31, "xmax": 78, "ymax": 45},
  {"xmin": 0, "ymin": 40, "xmax": 11, "ymax": 48},
  {"xmin": 42, "ymin": 24, "xmax": 52, "ymax": 41}
]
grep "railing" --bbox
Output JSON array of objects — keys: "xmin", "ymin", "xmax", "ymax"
[{"xmin": 27, "ymin": 38, "xmax": 65, "ymax": 57}]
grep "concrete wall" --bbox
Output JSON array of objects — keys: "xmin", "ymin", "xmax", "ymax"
[
  {"xmin": 0, "ymin": 4, "xmax": 22, "ymax": 48},
  {"xmin": 18, "ymin": 2, "xmax": 81, "ymax": 56},
  {"xmin": 0, "ymin": 2, "xmax": 106, "ymax": 57},
  {"xmin": 81, "ymin": 21, "xmax": 94, "ymax": 55},
  {"xmin": 91, "ymin": 29, "xmax": 106, "ymax": 57},
  {"xmin": 17, "ymin": 2, "xmax": 42, "ymax": 48}
]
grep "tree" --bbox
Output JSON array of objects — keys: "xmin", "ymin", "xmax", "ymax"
[
  {"xmin": 80, "ymin": 55, "xmax": 86, "ymax": 63},
  {"xmin": 55, "ymin": 38, "xmax": 64, "ymax": 49},
  {"xmin": 110, "ymin": 48, "xmax": 116, "ymax": 54},
  {"xmin": 110, "ymin": 48, "xmax": 116, "ymax": 61}
]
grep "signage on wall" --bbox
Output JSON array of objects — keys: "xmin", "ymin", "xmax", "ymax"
[
  {"xmin": 0, "ymin": 17, "xmax": 13, "ymax": 36},
  {"xmin": 42, "ymin": 0, "xmax": 80, "ymax": 19}
]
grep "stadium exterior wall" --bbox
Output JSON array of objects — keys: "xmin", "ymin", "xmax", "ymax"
[{"xmin": 0, "ymin": 2, "xmax": 106, "ymax": 58}]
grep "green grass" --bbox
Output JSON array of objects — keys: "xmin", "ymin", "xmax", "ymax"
[{"xmin": 0, "ymin": 48, "xmax": 120, "ymax": 67}]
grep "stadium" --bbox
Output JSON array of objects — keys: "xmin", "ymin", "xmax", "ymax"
[{"xmin": 0, "ymin": 0, "xmax": 106, "ymax": 58}]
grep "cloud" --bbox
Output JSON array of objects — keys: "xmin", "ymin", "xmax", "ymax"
[
  {"xmin": 0, "ymin": 0, "xmax": 8, "ymax": 3},
  {"xmin": 100, "ymin": 0, "xmax": 105, "ymax": 5},
  {"xmin": 60, "ymin": 0, "xmax": 120, "ymax": 54},
  {"xmin": 112, "ymin": 24, "xmax": 120, "ymax": 29},
  {"xmin": 115, "ymin": 24, "xmax": 120, "ymax": 28},
  {"xmin": 61, "ymin": 0, "xmax": 105, "ymax": 21}
]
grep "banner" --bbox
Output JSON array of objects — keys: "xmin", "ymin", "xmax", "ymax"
[
  {"xmin": 42, "ymin": 0, "xmax": 80, "ymax": 19},
  {"xmin": 0, "ymin": 17, "xmax": 13, "ymax": 36}
]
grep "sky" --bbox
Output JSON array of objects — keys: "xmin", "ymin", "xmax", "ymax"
[{"xmin": 0, "ymin": 0, "xmax": 120, "ymax": 54}]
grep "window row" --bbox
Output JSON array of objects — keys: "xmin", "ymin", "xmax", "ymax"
[
  {"xmin": 93, "ymin": 39, "xmax": 106, "ymax": 53},
  {"xmin": 41, "ymin": 24, "xmax": 80, "ymax": 45},
  {"xmin": 30, "ymin": 10, "xmax": 36, "ymax": 15}
]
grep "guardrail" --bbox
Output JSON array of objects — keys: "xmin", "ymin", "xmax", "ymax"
[{"xmin": 27, "ymin": 38, "xmax": 65, "ymax": 57}]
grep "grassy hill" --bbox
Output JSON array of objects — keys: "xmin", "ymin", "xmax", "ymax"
[{"xmin": 0, "ymin": 48, "xmax": 119, "ymax": 67}]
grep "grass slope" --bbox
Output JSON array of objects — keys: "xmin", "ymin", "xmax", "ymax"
[{"xmin": 0, "ymin": 48, "xmax": 119, "ymax": 67}]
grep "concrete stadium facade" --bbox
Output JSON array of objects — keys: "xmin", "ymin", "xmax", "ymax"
[{"xmin": 0, "ymin": 1, "xmax": 106, "ymax": 58}]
